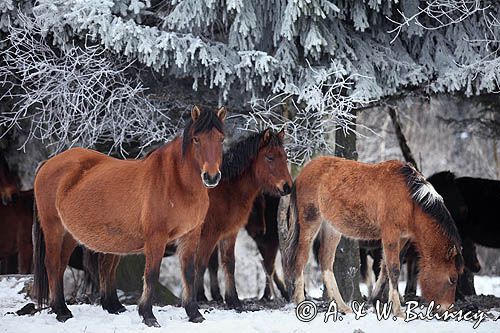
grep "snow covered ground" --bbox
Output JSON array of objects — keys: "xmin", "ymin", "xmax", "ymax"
[{"xmin": 1, "ymin": 275, "xmax": 499, "ymax": 333}]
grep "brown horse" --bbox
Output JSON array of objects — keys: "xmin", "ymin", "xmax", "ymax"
[
  {"xmin": 33, "ymin": 106, "xmax": 226, "ymax": 327},
  {"xmin": 194, "ymin": 129, "xmax": 292, "ymax": 308},
  {"xmin": 0, "ymin": 155, "xmax": 20, "ymax": 205},
  {"xmin": 207, "ymin": 194, "xmax": 288, "ymax": 302},
  {"xmin": 0, "ymin": 190, "xmax": 34, "ymax": 274},
  {"xmin": 282, "ymin": 157, "xmax": 464, "ymax": 316}
]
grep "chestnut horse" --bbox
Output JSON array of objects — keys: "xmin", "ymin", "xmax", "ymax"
[
  {"xmin": 282, "ymin": 157, "xmax": 464, "ymax": 316},
  {"xmin": 194, "ymin": 129, "xmax": 292, "ymax": 308},
  {"xmin": 33, "ymin": 106, "xmax": 226, "ymax": 327},
  {"xmin": 0, "ymin": 155, "xmax": 20, "ymax": 205},
  {"xmin": 0, "ymin": 190, "xmax": 34, "ymax": 274}
]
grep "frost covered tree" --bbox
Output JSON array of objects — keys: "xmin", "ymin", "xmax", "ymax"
[
  {"xmin": 0, "ymin": 0, "xmax": 498, "ymax": 302},
  {"xmin": 1, "ymin": 0, "xmax": 498, "ymax": 159}
]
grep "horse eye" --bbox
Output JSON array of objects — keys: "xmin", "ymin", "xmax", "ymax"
[
  {"xmin": 449, "ymin": 277, "xmax": 457, "ymax": 285},
  {"xmin": 265, "ymin": 155, "xmax": 273, "ymax": 162},
  {"xmin": 193, "ymin": 137, "xmax": 200, "ymax": 144}
]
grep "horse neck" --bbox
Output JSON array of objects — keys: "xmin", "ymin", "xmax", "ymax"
[
  {"xmin": 152, "ymin": 139, "xmax": 204, "ymax": 195},
  {"xmin": 411, "ymin": 209, "xmax": 450, "ymax": 262},
  {"xmin": 222, "ymin": 167, "xmax": 261, "ymax": 209}
]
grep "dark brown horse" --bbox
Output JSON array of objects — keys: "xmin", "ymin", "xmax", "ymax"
[
  {"xmin": 0, "ymin": 190, "xmax": 34, "ymax": 274},
  {"xmin": 244, "ymin": 194, "xmax": 288, "ymax": 300},
  {"xmin": 194, "ymin": 129, "xmax": 292, "ymax": 308},
  {"xmin": 282, "ymin": 157, "xmax": 464, "ymax": 316},
  {"xmin": 205, "ymin": 193, "xmax": 288, "ymax": 302},
  {"xmin": 33, "ymin": 106, "xmax": 226, "ymax": 327},
  {"xmin": 0, "ymin": 155, "xmax": 20, "ymax": 205}
]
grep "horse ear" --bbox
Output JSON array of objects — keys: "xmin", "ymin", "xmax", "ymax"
[
  {"xmin": 262, "ymin": 128, "xmax": 271, "ymax": 145},
  {"xmin": 191, "ymin": 105, "xmax": 201, "ymax": 121},
  {"xmin": 447, "ymin": 245, "xmax": 458, "ymax": 260},
  {"xmin": 216, "ymin": 107, "xmax": 227, "ymax": 122},
  {"xmin": 278, "ymin": 127, "xmax": 286, "ymax": 141}
]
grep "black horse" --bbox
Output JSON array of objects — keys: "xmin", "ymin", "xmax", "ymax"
[{"xmin": 404, "ymin": 171, "xmax": 496, "ymax": 298}]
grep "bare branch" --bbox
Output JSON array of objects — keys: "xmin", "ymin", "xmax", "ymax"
[{"xmin": 0, "ymin": 12, "xmax": 177, "ymax": 156}]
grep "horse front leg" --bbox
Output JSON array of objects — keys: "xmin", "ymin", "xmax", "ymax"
[
  {"xmin": 177, "ymin": 225, "xmax": 204, "ymax": 323},
  {"xmin": 99, "ymin": 254, "xmax": 125, "ymax": 314},
  {"xmin": 257, "ymin": 238, "xmax": 279, "ymax": 301},
  {"xmin": 138, "ymin": 239, "xmax": 165, "ymax": 327},
  {"xmin": 193, "ymin": 230, "xmax": 219, "ymax": 303},
  {"xmin": 219, "ymin": 233, "xmax": 241, "ymax": 310}
]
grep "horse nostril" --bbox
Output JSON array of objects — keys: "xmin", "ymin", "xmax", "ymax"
[
  {"xmin": 11, "ymin": 193, "xmax": 19, "ymax": 204},
  {"xmin": 201, "ymin": 171, "xmax": 221, "ymax": 188}
]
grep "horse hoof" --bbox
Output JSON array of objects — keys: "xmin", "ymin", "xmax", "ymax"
[
  {"xmin": 108, "ymin": 305, "xmax": 126, "ymax": 314},
  {"xmin": 143, "ymin": 318, "xmax": 161, "ymax": 327},
  {"xmin": 197, "ymin": 294, "xmax": 208, "ymax": 303},
  {"xmin": 56, "ymin": 312, "xmax": 73, "ymax": 322},
  {"xmin": 212, "ymin": 294, "xmax": 223, "ymax": 303},
  {"xmin": 189, "ymin": 314, "xmax": 205, "ymax": 323},
  {"xmin": 103, "ymin": 303, "xmax": 126, "ymax": 314},
  {"xmin": 226, "ymin": 298, "xmax": 242, "ymax": 311}
]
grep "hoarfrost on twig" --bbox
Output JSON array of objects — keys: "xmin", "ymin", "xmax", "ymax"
[{"xmin": 0, "ymin": 13, "xmax": 177, "ymax": 156}]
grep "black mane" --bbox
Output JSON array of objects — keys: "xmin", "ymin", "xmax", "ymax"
[
  {"xmin": 221, "ymin": 130, "xmax": 283, "ymax": 181},
  {"xmin": 182, "ymin": 108, "xmax": 224, "ymax": 156}
]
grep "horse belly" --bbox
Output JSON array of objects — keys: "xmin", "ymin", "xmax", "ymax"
[
  {"xmin": 331, "ymin": 216, "xmax": 381, "ymax": 240},
  {"xmin": 321, "ymin": 203, "xmax": 381, "ymax": 240},
  {"xmin": 58, "ymin": 201, "xmax": 145, "ymax": 254}
]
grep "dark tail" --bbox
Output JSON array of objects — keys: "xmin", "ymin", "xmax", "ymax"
[
  {"xmin": 32, "ymin": 160, "xmax": 48, "ymax": 309},
  {"xmin": 32, "ymin": 201, "xmax": 48, "ymax": 309},
  {"xmin": 281, "ymin": 183, "xmax": 300, "ymax": 291}
]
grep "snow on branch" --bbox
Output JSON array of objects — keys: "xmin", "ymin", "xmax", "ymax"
[
  {"xmin": 240, "ymin": 64, "xmax": 370, "ymax": 165},
  {"xmin": 0, "ymin": 13, "xmax": 176, "ymax": 156},
  {"xmin": 388, "ymin": 1, "xmax": 495, "ymax": 42}
]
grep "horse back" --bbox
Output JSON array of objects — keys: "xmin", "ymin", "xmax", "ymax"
[{"xmin": 295, "ymin": 156, "xmax": 413, "ymax": 239}]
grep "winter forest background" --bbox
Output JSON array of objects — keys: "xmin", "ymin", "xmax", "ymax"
[{"xmin": 0, "ymin": 0, "xmax": 499, "ymax": 298}]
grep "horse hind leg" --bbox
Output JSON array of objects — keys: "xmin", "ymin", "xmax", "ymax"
[
  {"xmin": 99, "ymin": 254, "xmax": 125, "ymax": 314},
  {"xmin": 318, "ymin": 222, "xmax": 351, "ymax": 313},
  {"xmin": 44, "ymin": 228, "xmax": 75, "ymax": 321}
]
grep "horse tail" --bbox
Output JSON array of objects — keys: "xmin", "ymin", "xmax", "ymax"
[
  {"xmin": 400, "ymin": 163, "xmax": 463, "ymax": 251},
  {"xmin": 32, "ymin": 160, "xmax": 48, "ymax": 309},
  {"xmin": 282, "ymin": 182, "xmax": 300, "ymax": 283},
  {"xmin": 32, "ymin": 194, "xmax": 48, "ymax": 309}
]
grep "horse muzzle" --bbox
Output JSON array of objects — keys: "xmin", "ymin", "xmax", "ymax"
[
  {"xmin": 202, "ymin": 171, "xmax": 221, "ymax": 188},
  {"xmin": 278, "ymin": 182, "xmax": 292, "ymax": 196}
]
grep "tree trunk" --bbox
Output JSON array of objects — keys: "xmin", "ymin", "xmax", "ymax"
[
  {"xmin": 333, "ymin": 109, "xmax": 363, "ymax": 302},
  {"xmin": 387, "ymin": 106, "xmax": 418, "ymax": 169}
]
